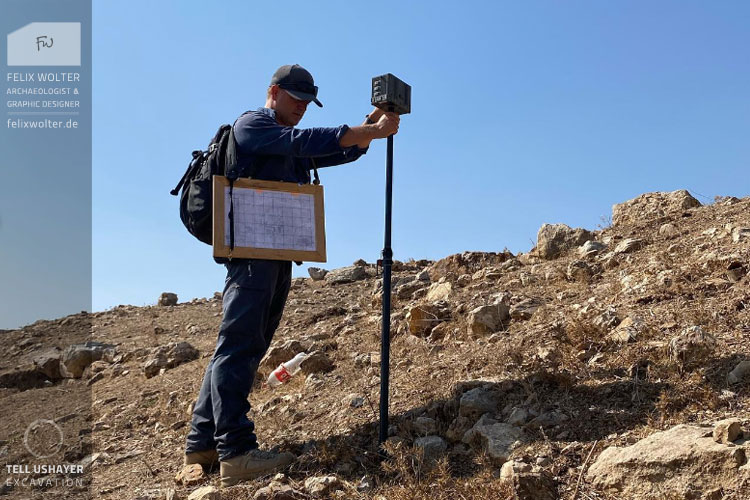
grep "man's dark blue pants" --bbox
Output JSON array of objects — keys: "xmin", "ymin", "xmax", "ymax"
[{"xmin": 185, "ymin": 258, "xmax": 292, "ymax": 461}]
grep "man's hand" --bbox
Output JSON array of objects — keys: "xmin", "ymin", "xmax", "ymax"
[
  {"xmin": 373, "ymin": 112, "xmax": 400, "ymax": 138},
  {"xmin": 339, "ymin": 111, "xmax": 400, "ymax": 148}
]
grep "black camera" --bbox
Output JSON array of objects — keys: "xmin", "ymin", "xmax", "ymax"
[{"xmin": 371, "ymin": 73, "xmax": 411, "ymax": 115}]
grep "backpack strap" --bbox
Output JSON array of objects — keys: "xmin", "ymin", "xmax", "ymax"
[
  {"xmin": 311, "ymin": 158, "xmax": 320, "ymax": 185},
  {"xmin": 227, "ymin": 178, "xmax": 236, "ymax": 258},
  {"xmin": 170, "ymin": 150, "xmax": 204, "ymax": 196}
]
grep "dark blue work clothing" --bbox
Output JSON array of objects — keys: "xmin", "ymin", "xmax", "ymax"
[
  {"xmin": 186, "ymin": 107, "xmax": 368, "ymax": 460},
  {"xmin": 185, "ymin": 258, "xmax": 291, "ymax": 460},
  {"xmin": 229, "ymin": 107, "xmax": 368, "ymax": 184}
]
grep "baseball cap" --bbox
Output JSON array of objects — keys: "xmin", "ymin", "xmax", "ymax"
[{"xmin": 270, "ymin": 64, "xmax": 322, "ymax": 107}]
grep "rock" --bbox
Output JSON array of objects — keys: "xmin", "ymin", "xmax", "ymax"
[
  {"xmin": 175, "ymin": 464, "xmax": 205, "ymax": 486},
  {"xmin": 579, "ymin": 240, "xmax": 606, "ymax": 257},
  {"xmin": 462, "ymin": 414, "xmax": 524, "ymax": 465},
  {"xmin": 170, "ymin": 341, "xmax": 199, "ymax": 364},
  {"xmin": 727, "ymin": 262, "xmax": 746, "ymax": 282},
  {"xmin": 510, "ymin": 298, "xmax": 544, "ymax": 321},
  {"xmin": 428, "ymin": 251, "xmax": 514, "ymax": 278},
  {"xmin": 611, "ymin": 190, "xmax": 701, "ymax": 227},
  {"xmin": 500, "ymin": 461, "xmax": 557, "ymax": 500},
  {"xmin": 566, "ymin": 260, "xmax": 599, "ymax": 282},
  {"xmin": 416, "ymin": 270, "xmax": 431, "ymax": 282},
  {"xmin": 609, "ymin": 317, "xmax": 645, "ymax": 343},
  {"xmin": 728, "ymin": 360, "xmax": 750, "ymax": 385},
  {"xmin": 253, "ymin": 483, "xmax": 298, "ymax": 500},
  {"xmin": 507, "ymin": 407, "xmax": 529, "ymax": 426},
  {"xmin": 299, "ymin": 351, "xmax": 334, "ymax": 374},
  {"xmin": 143, "ymin": 357, "xmax": 167, "ymax": 379},
  {"xmin": 428, "ymin": 322, "xmax": 453, "ymax": 342},
  {"xmin": 414, "ymin": 417, "xmax": 438, "ymax": 436},
  {"xmin": 467, "ymin": 304, "xmax": 510, "ymax": 336},
  {"xmin": 349, "ymin": 394, "xmax": 365, "ymax": 408},
  {"xmin": 406, "ymin": 303, "xmax": 450, "ymax": 336},
  {"xmin": 536, "ymin": 224, "xmax": 593, "ymax": 260},
  {"xmin": 326, "ymin": 266, "xmax": 366, "ymax": 284},
  {"xmin": 304, "ymin": 475, "xmax": 342, "ymax": 498},
  {"xmin": 526, "ymin": 410, "xmax": 568, "ymax": 429},
  {"xmin": 32, "ymin": 348, "xmax": 63, "ymax": 380},
  {"xmin": 659, "ymin": 223, "xmax": 680, "ymax": 239},
  {"xmin": 0, "ymin": 365, "xmax": 50, "ymax": 391},
  {"xmin": 613, "ymin": 238, "xmax": 645, "ymax": 255},
  {"xmin": 446, "ymin": 416, "xmax": 474, "ymax": 442},
  {"xmin": 261, "ymin": 340, "xmax": 307, "ymax": 373},
  {"xmin": 414, "ymin": 435, "xmax": 448, "ymax": 463},
  {"xmin": 61, "ymin": 342, "xmax": 116, "ymax": 378},
  {"xmin": 732, "ymin": 227, "xmax": 750, "ymax": 243},
  {"xmin": 353, "ymin": 259, "xmax": 368, "ymax": 267},
  {"xmin": 393, "ymin": 279, "xmax": 423, "ymax": 300},
  {"xmin": 143, "ymin": 342, "xmax": 199, "ymax": 378},
  {"xmin": 713, "ymin": 419, "xmax": 743, "ymax": 444},
  {"xmin": 158, "ymin": 292, "xmax": 178, "ymax": 306},
  {"xmin": 425, "ymin": 282, "xmax": 452, "ymax": 302},
  {"xmin": 308, "ymin": 267, "xmax": 328, "ymax": 281},
  {"xmin": 187, "ymin": 486, "xmax": 220, "ymax": 500},
  {"xmin": 586, "ymin": 424, "xmax": 746, "ymax": 498},
  {"xmin": 459, "ymin": 387, "xmax": 500, "ymax": 418},
  {"xmin": 668, "ymin": 326, "xmax": 717, "ymax": 370}
]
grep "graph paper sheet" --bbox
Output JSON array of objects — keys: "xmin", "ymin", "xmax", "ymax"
[{"xmin": 224, "ymin": 187, "xmax": 317, "ymax": 251}]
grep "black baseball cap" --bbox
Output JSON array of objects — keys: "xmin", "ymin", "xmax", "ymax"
[{"xmin": 270, "ymin": 64, "xmax": 322, "ymax": 107}]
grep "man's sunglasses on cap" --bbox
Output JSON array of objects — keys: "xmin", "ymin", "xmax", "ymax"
[{"xmin": 279, "ymin": 82, "xmax": 318, "ymax": 98}]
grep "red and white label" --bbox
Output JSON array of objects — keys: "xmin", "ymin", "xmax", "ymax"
[{"xmin": 274, "ymin": 365, "xmax": 291, "ymax": 383}]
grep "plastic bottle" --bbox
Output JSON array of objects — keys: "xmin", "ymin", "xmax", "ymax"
[{"xmin": 267, "ymin": 352, "xmax": 308, "ymax": 387}]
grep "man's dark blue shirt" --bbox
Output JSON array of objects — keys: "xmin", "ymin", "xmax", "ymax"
[
  {"xmin": 215, "ymin": 107, "xmax": 368, "ymax": 264},
  {"xmin": 230, "ymin": 107, "xmax": 368, "ymax": 184}
]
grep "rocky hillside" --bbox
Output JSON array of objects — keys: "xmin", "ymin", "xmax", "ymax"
[{"xmin": 1, "ymin": 190, "xmax": 749, "ymax": 500}]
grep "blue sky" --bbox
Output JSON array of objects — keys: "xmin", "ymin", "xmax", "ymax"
[{"xmin": 90, "ymin": 1, "xmax": 750, "ymax": 314}]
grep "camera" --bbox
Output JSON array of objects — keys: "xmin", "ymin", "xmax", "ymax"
[{"xmin": 371, "ymin": 73, "xmax": 411, "ymax": 115}]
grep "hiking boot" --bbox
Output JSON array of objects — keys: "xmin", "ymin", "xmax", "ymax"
[
  {"xmin": 220, "ymin": 448, "xmax": 295, "ymax": 487},
  {"xmin": 184, "ymin": 449, "xmax": 219, "ymax": 470}
]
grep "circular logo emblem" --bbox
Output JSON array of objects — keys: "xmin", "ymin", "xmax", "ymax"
[{"xmin": 24, "ymin": 419, "xmax": 64, "ymax": 459}]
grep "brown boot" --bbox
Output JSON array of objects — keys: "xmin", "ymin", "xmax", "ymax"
[
  {"xmin": 184, "ymin": 449, "xmax": 219, "ymax": 471},
  {"xmin": 220, "ymin": 448, "xmax": 295, "ymax": 487}
]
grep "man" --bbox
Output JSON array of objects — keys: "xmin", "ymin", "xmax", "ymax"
[{"xmin": 184, "ymin": 64, "xmax": 399, "ymax": 487}]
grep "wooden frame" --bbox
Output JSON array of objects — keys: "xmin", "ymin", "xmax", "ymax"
[{"xmin": 212, "ymin": 176, "xmax": 327, "ymax": 262}]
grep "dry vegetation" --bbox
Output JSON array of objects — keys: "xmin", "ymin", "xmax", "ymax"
[{"xmin": 1, "ymin": 192, "xmax": 748, "ymax": 499}]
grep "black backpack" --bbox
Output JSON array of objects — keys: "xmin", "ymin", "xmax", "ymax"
[
  {"xmin": 171, "ymin": 119, "xmax": 319, "ymax": 254},
  {"xmin": 170, "ymin": 124, "xmax": 241, "ymax": 246}
]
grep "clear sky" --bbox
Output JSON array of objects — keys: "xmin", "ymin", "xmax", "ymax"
[{"xmin": 90, "ymin": 1, "xmax": 749, "ymax": 314}]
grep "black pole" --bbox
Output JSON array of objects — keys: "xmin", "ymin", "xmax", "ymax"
[{"xmin": 379, "ymin": 112, "xmax": 395, "ymax": 447}]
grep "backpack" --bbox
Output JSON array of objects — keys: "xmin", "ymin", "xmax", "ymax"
[
  {"xmin": 170, "ymin": 124, "xmax": 241, "ymax": 246},
  {"xmin": 171, "ymin": 118, "xmax": 319, "ymax": 254}
]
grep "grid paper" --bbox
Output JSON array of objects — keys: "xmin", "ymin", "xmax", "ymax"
[{"xmin": 224, "ymin": 187, "xmax": 316, "ymax": 251}]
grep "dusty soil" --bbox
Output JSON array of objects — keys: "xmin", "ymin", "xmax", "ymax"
[{"xmin": 1, "ymin": 192, "xmax": 749, "ymax": 499}]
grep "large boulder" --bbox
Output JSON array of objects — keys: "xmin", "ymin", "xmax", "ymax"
[
  {"xmin": 536, "ymin": 224, "xmax": 593, "ymax": 260},
  {"xmin": 32, "ymin": 347, "xmax": 63, "ymax": 380},
  {"xmin": 612, "ymin": 190, "xmax": 701, "ymax": 227},
  {"xmin": 325, "ymin": 266, "xmax": 366, "ymax": 284},
  {"xmin": 158, "ymin": 292, "xmax": 178, "ymax": 306},
  {"xmin": 61, "ymin": 342, "xmax": 116, "ymax": 378},
  {"xmin": 586, "ymin": 423, "xmax": 749, "ymax": 498},
  {"xmin": 467, "ymin": 304, "xmax": 510, "ymax": 336}
]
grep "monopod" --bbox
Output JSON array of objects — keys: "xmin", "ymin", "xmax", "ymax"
[{"xmin": 371, "ymin": 73, "xmax": 411, "ymax": 447}]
